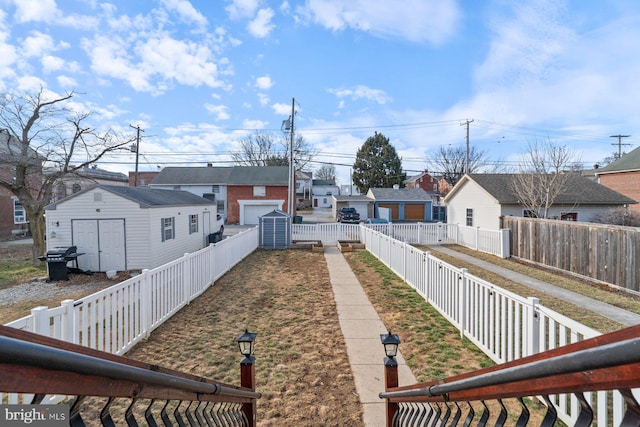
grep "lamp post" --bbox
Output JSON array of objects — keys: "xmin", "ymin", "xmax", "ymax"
[
  {"xmin": 380, "ymin": 331, "xmax": 400, "ymax": 427},
  {"xmin": 237, "ymin": 329, "xmax": 257, "ymax": 427}
]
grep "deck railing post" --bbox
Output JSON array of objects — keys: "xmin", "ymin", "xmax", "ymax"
[
  {"xmin": 384, "ymin": 356, "xmax": 399, "ymax": 427},
  {"xmin": 240, "ymin": 355, "xmax": 257, "ymax": 427}
]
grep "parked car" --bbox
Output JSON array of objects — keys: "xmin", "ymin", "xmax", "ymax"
[
  {"xmin": 364, "ymin": 218, "xmax": 389, "ymax": 224},
  {"xmin": 215, "ymin": 213, "xmax": 224, "ymax": 234},
  {"xmin": 337, "ymin": 207, "xmax": 360, "ymax": 223}
]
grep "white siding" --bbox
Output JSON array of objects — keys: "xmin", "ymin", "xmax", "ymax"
[
  {"xmin": 501, "ymin": 204, "xmax": 614, "ymax": 223},
  {"xmin": 445, "ymin": 179, "xmax": 502, "ymax": 230},
  {"xmin": 46, "ymin": 187, "xmax": 214, "ymax": 271}
]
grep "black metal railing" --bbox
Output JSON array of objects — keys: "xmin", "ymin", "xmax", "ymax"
[
  {"xmin": 0, "ymin": 325, "xmax": 260, "ymax": 426},
  {"xmin": 380, "ymin": 324, "xmax": 640, "ymax": 426}
]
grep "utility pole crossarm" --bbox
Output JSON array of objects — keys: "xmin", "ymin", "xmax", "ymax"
[{"xmin": 610, "ymin": 134, "xmax": 631, "ymax": 159}]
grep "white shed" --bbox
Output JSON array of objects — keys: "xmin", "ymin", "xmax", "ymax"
[{"xmin": 45, "ymin": 184, "xmax": 217, "ymax": 272}]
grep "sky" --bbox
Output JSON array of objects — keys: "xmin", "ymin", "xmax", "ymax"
[{"xmin": 1, "ymin": 0, "xmax": 640, "ymax": 186}]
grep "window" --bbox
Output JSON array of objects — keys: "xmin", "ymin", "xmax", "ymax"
[
  {"xmin": 253, "ymin": 186, "xmax": 266, "ymax": 197},
  {"xmin": 561, "ymin": 212, "xmax": 577, "ymax": 221},
  {"xmin": 217, "ymin": 200, "xmax": 225, "ymax": 213},
  {"xmin": 161, "ymin": 217, "xmax": 175, "ymax": 241},
  {"xmin": 523, "ymin": 209, "xmax": 538, "ymax": 218},
  {"xmin": 56, "ymin": 183, "xmax": 67, "ymax": 200},
  {"xmin": 13, "ymin": 200, "xmax": 26, "ymax": 224},
  {"xmin": 211, "ymin": 185, "xmax": 220, "ymax": 193},
  {"xmin": 466, "ymin": 208, "xmax": 473, "ymax": 227},
  {"xmin": 433, "ymin": 184, "xmax": 438, "ymax": 192},
  {"xmin": 72, "ymin": 183, "xmax": 81, "ymax": 193},
  {"xmin": 189, "ymin": 214, "xmax": 198, "ymax": 234}
]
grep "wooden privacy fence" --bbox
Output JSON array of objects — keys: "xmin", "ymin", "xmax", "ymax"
[
  {"xmin": 502, "ymin": 216, "xmax": 640, "ymax": 292},
  {"xmin": 359, "ymin": 226, "xmax": 637, "ymax": 426}
]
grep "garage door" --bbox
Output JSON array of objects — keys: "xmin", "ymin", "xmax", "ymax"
[
  {"xmin": 404, "ymin": 204, "xmax": 425, "ymax": 221},
  {"xmin": 379, "ymin": 204, "xmax": 400, "ymax": 220},
  {"xmin": 243, "ymin": 204, "xmax": 280, "ymax": 225}
]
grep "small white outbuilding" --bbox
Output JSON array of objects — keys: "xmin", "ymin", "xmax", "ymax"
[{"xmin": 45, "ymin": 184, "xmax": 218, "ymax": 272}]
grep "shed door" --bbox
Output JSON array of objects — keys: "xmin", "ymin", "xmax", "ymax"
[
  {"xmin": 379, "ymin": 204, "xmax": 400, "ymax": 220},
  {"xmin": 73, "ymin": 219, "xmax": 126, "ymax": 272},
  {"xmin": 405, "ymin": 204, "xmax": 425, "ymax": 221}
]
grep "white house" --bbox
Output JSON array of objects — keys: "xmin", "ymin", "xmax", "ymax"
[
  {"xmin": 312, "ymin": 179, "xmax": 340, "ymax": 208},
  {"xmin": 45, "ymin": 184, "xmax": 217, "ymax": 272},
  {"xmin": 332, "ymin": 195, "xmax": 372, "ymax": 221},
  {"xmin": 149, "ymin": 166, "xmax": 232, "ymax": 219},
  {"xmin": 443, "ymin": 174, "xmax": 636, "ymax": 230}
]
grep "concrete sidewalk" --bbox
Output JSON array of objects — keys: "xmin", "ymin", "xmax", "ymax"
[
  {"xmin": 324, "ymin": 246, "xmax": 416, "ymax": 427},
  {"xmin": 433, "ymin": 246, "xmax": 640, "ymax": 327}
]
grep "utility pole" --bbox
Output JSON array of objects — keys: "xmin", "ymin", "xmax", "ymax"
[
  {"xmin": 289, "ymin": 98, "xmax": 295, "ymax": 219},
  {"xmin": 129, "ymin": 124, "xmax": 144, "ymax": 186},
  {"xmin": 460, "ymin": 119, "xmax": 474, "ymax": 174},
  {"xmin": 610, "ymin": 134, "xmax": 631, "ymax": 160}
]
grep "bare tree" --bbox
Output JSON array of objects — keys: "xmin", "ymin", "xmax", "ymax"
[
  {"xmin": 230, "ymin": 131, "xmax": 316, "ymax": 169},
  {"xmin": 429, "ymin": 145, "xmax": 488, "ymax": 186},
  {"xmin": 315, "ymin": 164, "xmax": 335, "ymax": 180},
  {"xmin": 510, "ymin": 139, "xmax": 581, "ymax": 219},
  {"xmin": 0, "ymin": 89, "xmax": 134, "ymax": 264}
]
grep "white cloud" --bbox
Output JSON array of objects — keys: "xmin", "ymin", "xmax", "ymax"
[
  {"xmin": 56, "ymin": 75, "xmax": 78, "ymax": 88},
  {"xmin": 16, "ymin": 75, "xmax": 46, "ymax": 92},
  {"xmin": 475, "ymin": 1, "xmax": 575, "ymax": 89},
  {"xmin": 11, "ymin": 0, "xmax": 60, "ymax": 23},
  {"xmin": 42, "ymin": 55, "xmax": 64, "ymax": 73},
  {"xmin": 205, "ymin": 103, "xmax": 230, "ymax": 121},
  {"xmin": 255, "ymin": 75, "xmax": 273, "ymax": 90},
  {"xmin": 247, "ymin": 8, "xmax": 275, "ymax": 38},
  {"xmin": 160, "ymin": 0, "xmax": 208, "ymax": 29},
  {"xmin": 272, "ymin": 102, "xmax": 291, "ymax": 115},
  {"xmin": 329, "ymin": 85, "xmax": 392, "ymax": 105},
  {"xmin": 82, "ymin": 30, "xmax": 226, "ymax": 94},
  {"xmin": 22, "ymin": 32, "xmax": 55, "ymax": 57},
  {"xmin": 257, "ymin": 93, "xmax": 269, "ymax": 106},
  {"xmin": 297, "ymin": 0, "xmax": 460, "ymax": 44},
  {"xmin": 243, "ymin": 119, "xmax": 268, "ymax": 129},
  {"xmin": 226, "ymin": 0, "xmax": 261, "ymax": 20}
]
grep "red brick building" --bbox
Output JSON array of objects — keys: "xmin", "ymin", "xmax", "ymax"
[
  {"xmin": 226, "ymin": 166, "xmax": 291, "ymax": 224},
  {"xmin": 596, "ymin": 147, "xmax": 640, "ymax": 213}
]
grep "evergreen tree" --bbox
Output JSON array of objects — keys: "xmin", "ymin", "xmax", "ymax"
[{"xmin": 352, "ymin": 132, "xmax": 405, "ymax": 194}]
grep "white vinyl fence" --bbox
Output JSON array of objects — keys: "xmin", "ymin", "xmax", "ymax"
[
  {"xmin": 359, "ymin": 226, "xmax": 636, "ymax": 426},
  {"xmin": 3, "ymin": 227, "xmax": 259, "ymax": 404},
  {"xmin": 292, "ymin": 222, "xmax": 510, "ymax": 258},
  {"xmin": 5, "ymin": 227, "xmax": 259, "ymax": 353}
]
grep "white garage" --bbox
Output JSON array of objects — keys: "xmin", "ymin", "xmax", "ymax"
[
  {"xmin": 239, "ymin": 199, "xmax": 285, "ymax": 225},
  {"xmin": 45, "ymin": 184, "xmax": 217, "ymax": 272}
]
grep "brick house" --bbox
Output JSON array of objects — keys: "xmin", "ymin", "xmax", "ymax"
[
  {"xmin": 595, "ymin": 146, "xmax": 640, "ymax": 213},
  {"xmin": 0, "ymin": 130, "xmax": 44, "ymax": 240},
  {"xmin": 226, "ymin": 166, "xmax": 291, "ymax": 225},
  {"xmin": 129, "ymin": 171, "xmax": 160, "ymax": 187},
  {"xmin": 48, "ymin": 165, "xmax": 128, "ymax": 203}
]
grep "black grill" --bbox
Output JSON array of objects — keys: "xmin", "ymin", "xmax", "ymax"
[{"xmin": 39, "ymin": 246, "xmax": 80, "ymax": 281}]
